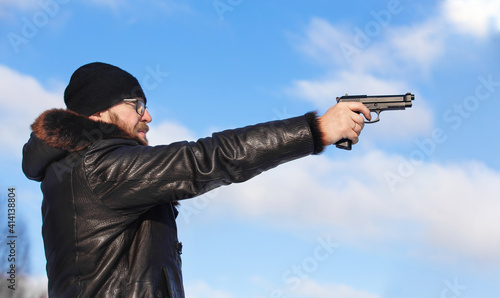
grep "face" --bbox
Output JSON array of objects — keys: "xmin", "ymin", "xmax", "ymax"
[{"xmin": 91, "ymin": 98, "xmax": 152, "ymax": 145}]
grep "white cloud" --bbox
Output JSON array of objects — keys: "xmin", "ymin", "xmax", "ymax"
[
  {"xmin": 0, "ymin": 0, "xmax": 37, "ymax": 19},
  {"xmin": 200, "ymin": 150, "xmax": 500, "ymax": 266},
  {"xmin": 403, "ymin": 161, "xmax": 500, "ymax": 261},
  {"xmin": 1, "ymin": 275, "xmax": 48, "ymax": 297},
  {"xmin": 87, "ymin": 0, "xmax": 128, "ymax": 12},
  {"xmin": 0, "ymin": 0, "xmax": 39, "ymax": 11},
  {"xmin": 0, "ymin": 0, "xmax": 128, "ymax": 14},
  {"xmin": 290, "ymin": 279, "xmax": 379, "ymax": 298},
  {"xmin": 147, "ymin": 120, "xmax": 196, "ymax": 146},
  {"xmin": 0, "ymin": 65, "xmax": 64, "ymax": 158},
  {"xmin": 85, "ymin": 0, "xmax": 193, "ymax": 19},
  {"xmin": 148, "ymin": 0, "xmax": 194, "ymax": 15},
  {"xmin": 250, "ymin": 275, "xmax": 379, "ymax": 298},
  {"xmin": 292, "ymin": 18, "xmax": 352, "ymax": 68},
  {"xmin": 442, "ymin": 0, "xmax": 500, "ymax": 37},
  {"xmin": 292, "ymin": 16, "xmax": 447, "ymax": 76},
  {"xmin": 185, "ymin": 281, "xmax": 234, "ymax": 298},
  {"xmin": 294, "ymin": 1, "xmax": 498, "ymax": 79},
  {"xmin": 386, "ymin": 19, "xmax": 447, "ymax": 74}
]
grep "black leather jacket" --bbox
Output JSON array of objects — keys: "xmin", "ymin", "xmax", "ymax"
[{"xmin": 22, "ymin": 109, "xmax": 323, "ymax": 297}]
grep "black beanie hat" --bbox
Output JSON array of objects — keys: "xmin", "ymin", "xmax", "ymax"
[{"xmin": 64, "ymin": 62, "xmax": 146, "ymax": 116}]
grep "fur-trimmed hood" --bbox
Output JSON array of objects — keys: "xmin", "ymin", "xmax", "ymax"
[
  {"xmin": 22, "ymin": 109, "xmax": 146, "ymax": 181},
  {"xmin": 31, "ymin": 108, "xmax": 146, "ymax": 151}
]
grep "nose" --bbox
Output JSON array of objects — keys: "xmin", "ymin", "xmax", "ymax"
[{"xmin": 141, "ymin": 109, "xmax": 152, "ymax": 123}]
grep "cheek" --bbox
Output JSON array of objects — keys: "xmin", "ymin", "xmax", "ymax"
[
  {"xmin": 119, "ymin": 111, "xmax": 141, "ymax": 130},
  {"xmin": 109, "ymin": 109, "xmax": 139, "ymax": 133},
  {"xmin": 132, "ymin": 119, "xmax": 141, "ymax": 129}
]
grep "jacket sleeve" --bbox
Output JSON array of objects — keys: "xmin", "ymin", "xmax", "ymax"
[{"xmin": 84, "ymin": 114, "xmax": 318, "ymax": 214}]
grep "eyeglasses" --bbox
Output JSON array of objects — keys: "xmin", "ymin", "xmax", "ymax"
[{"xmin": 122, "ymin": 99, "xmax": 147, "ymax": 116}]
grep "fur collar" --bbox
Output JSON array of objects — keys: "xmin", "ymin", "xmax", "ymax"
[{"xmin": 31, "ymin": 109, "xmax": 147, "ymax": 152}]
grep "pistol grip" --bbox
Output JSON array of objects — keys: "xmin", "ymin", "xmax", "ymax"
[{"xmin": 335, "ymin": 138, "xmax": 352, "ymax": 150}]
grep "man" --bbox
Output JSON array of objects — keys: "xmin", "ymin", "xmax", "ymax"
[{"xmin": 22, "ymin": 62, "xmax": 370, "ymax": 297}]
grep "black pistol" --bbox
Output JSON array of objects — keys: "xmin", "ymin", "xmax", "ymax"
[{"xmin": 335, "ymin": 92, "xmax": 414, "ymax": 150}]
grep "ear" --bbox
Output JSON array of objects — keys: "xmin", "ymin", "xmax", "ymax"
[{"xmin": 89, "ymin": 111, "xmax": 103, "ymax": 122}]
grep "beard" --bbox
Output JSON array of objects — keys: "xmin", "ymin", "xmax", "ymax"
[{"xmin": 109, "ymin": 111, "xmax": 149, "ymax": 145}]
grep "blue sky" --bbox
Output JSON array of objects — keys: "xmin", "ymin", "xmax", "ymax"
[{"xmin": 1, "ymin": 0, "xmax": 499, "ymax": 297}]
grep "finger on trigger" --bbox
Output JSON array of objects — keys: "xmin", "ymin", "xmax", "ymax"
[{"xmin": 347, "ymin": 102, "xmax": 372, "ymax": 121}]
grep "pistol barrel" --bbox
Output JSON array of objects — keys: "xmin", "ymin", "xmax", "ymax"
[{"xmin": 336, "ymin": 92, "xmax": 414, "ymax": 106}]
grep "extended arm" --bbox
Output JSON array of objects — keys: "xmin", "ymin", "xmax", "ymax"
[{"xmin": 86, "ymin": 115, "xmax": 317, "ymax": 214}]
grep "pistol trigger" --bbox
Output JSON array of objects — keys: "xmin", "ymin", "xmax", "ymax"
[{"xmin": 365, "ymin": 110, "xmax": 381, "ymax": 124}]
